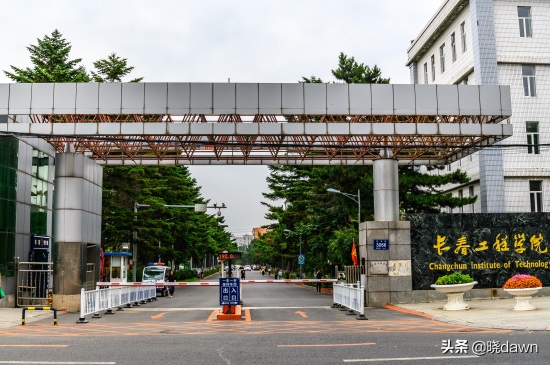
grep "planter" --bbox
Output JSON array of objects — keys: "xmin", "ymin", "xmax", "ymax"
[
  {"xmin": 430, "ymin": 282, "xmax": 477, "ymax": 310},
  {"xmin": 503, "ymin": 287, "xmax": 542, "ymax": 311}
]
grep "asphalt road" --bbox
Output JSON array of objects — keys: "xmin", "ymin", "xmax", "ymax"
[{"xmin": 0, "ymin": 269, "xmax": 549, "ymax": 365}]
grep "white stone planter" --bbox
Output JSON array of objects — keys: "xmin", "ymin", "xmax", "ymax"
[
  {"xmin": 504, "ymin": 287, "xmax": 542, "ymax": 311},
  {"xmin": 430, "ymin": 282, "xmax": 477, "ymax": 310}
]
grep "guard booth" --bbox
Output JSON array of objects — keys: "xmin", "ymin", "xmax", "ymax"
[{"xmin": 102, "ymin": 252, "xmax": 132, "ymax": 283}]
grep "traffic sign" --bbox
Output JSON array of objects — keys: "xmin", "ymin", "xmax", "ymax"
[
  {"xmin": 218, "ymin": 252, "xmax": 242, "ymax": 260},
  {"xmin": 219, "ymin": 278, "xmax": 240, "ymax": 305},
  {"xmin": 298, "ymin": 254, "xmax": 306, "ymax": 265}
]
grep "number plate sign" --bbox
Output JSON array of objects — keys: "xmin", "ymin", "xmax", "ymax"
[
  {"xmin": 373, "ymin": 239, "xmax": 389, "ymax": 250},
  {"xmin": 218, "ymin": 252, "xmax": 242, "ymax": 261},
  {"xmin": 31, "ymin": 235, "xmax": 50, "ymax": 250},
  {"xmin": 219, "ymin": 278, "xmax": 240, "ymax": 305}
]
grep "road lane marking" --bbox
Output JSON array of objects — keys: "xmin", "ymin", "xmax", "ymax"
[
  {"xmin": 206, "ymin": 310, "xmax": 218, "ymax": 322},
  {"xmin": 0, "ymin": 361, "xmax": 116, "ymax": 365},
  {"xmin": 278, "ymin": 342, "xmax": 375, "ymax": 347},
  {"xmin": 0, "ymin": 345, "xmax": 68, "ymax": 348},
  {"xmin": 295, "ymin": 311, "xmax": 308, "ymax": 318},
  {"xmin": 343, "ymin": 355, "xmax": 479, "ymax": 362},
  {"xmin": 244, "ymin": 309, "xmax": 251, "ymax": 321},
  {"xmin": 150, "ymin": 312, "xmax": 167, "ymax": 319}
]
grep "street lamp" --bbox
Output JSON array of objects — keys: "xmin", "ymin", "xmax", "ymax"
[
  {"xmin": 284, "ymin": 229, "xmax": 303, "ymax": 279},
  {"xmin": 132, "ymin": 202, "xmax": 227, "ymax": 281},
  {"xmin": 327, "ymin": 188, "xmax": 362, "ymax": 280}
]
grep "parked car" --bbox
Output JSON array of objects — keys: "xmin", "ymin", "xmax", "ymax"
[
  {"xmin": 142, "ymin": 265, "xmax": 170, "ymax": 297},
  {"xmin": 244, "ymin": 265, "xmax": 252, "ymax": 271}
]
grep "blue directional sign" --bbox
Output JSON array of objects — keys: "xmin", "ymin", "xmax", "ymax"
[
  {"xmin": 219, "ymin": 278, "xmax": 240, "ymax": 305},
  {"xmin": 374, "ymin": 239, "xmax": 389, "ymax": 250},
  {"xmin": 298, "ymin": 254, "xmax": 306, "ymax": 265}
]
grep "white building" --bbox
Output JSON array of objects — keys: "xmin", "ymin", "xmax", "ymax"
[
  {"xmin": 407, "ymin": 0, "xmax": 550, "ymax": 213},
  {"xmin": 233, "ymin": 234, "xmax": 253, "ymax": 249}
]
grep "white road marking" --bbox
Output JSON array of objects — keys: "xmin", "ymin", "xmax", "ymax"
[
  {"xmin": 343, "ymin": 355, "xmax": 479, "ymax": 362},
  {"xmin": 0, "ymin": 362, "xmax": 115, "ymax": 365}
]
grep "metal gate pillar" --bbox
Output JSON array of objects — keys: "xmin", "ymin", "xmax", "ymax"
[{"xmin": 52, "ymin": 153, "xmax": 103, "ymax": 312}]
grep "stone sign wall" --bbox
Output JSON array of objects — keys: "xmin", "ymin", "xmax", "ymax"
[{"xmin": 409, "ymin": 213, "xmax": 550, "ymax": 290}]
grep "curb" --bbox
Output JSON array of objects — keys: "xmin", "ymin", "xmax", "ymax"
[{"xmin": 383, "ymin": 304, "xmax": 435, "ymax": 320}]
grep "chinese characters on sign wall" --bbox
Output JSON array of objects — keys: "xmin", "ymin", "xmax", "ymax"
[
  {"xmin": 433, "ymin": 233, "xmax": 547, "ymax": 256},
  {"xmin": 409, "ymin": 213, "xmax": 550, "ymax": 290},
  {"xmin": 430, "ymin": 232, "xmax": 550, "ymax": 272}
]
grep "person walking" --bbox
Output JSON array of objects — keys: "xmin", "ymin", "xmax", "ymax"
[
  {"xmin": 316, "ymin": 269, "xmax": 323, "ymax": 292},
  {"xmin": 240, "ymin": 267, "xmax": 246, "ymax": 280},
  {"xmin": 167, "ymin": 270, "xmax": 176, "ymax": 298}
]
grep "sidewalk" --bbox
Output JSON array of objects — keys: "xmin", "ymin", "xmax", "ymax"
[
  {"xmin": 391, "ymin": 295, "xmax": 550, "ymax": 331},
  {"xmin": 0, "ymin": 307, "xmax": 56, "ymax": 328}
]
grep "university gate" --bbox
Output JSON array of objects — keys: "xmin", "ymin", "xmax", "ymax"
[{"xmin": 0, "ymin": 82, "xmax": 512, "ymax": 309}]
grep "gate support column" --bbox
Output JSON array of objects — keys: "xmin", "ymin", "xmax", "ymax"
[
  {"xmin": 52, "ymin": 153, "xmax": 103, "ymax": 312},
  {"xmin": 363, "ymin": 157, "xmax": 412, "ymax": 307}
]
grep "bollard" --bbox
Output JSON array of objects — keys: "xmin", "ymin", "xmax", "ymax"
[{"xmin": 22, "ymin": 307, "xmax": 58, "ymax": 326}]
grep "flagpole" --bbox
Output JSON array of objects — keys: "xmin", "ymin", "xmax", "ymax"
[{"xmin": 357, "ymin": 189, "xmax": 361, "ymax": 272}]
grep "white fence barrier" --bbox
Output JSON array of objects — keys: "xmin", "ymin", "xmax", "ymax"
[
  {"xmin": 333, "ymin": 281, "xmax": 366, "ymax": 320},
  {"xmin": 78, "ymin": 286, "xmax": 157, "ymax": 323}
]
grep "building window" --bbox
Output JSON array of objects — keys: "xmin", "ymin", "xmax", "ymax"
[
  {"xmin": 530, "ymin": 180, "xmax": 543, "ymax": 212},
  {"xmin": 451, "ymin": 33, "xmax": 457, "ymax": 62},
  {"xmin": 439, "ymin": 44, "xmax": 445, "ymax": 73},
  {"xmin": 469, "ymin": 186, "xmax": 475, "ymax": 212},
  {"xmin": 526, "ymin": 122, "xmax": 540, "ymax": 154},
  {"xmin": 518, "ymin": 7, "xmax": 532, "ymax": 38},
  {"xmin": 458, "ymin": 189, "xmax": 463, "ymax": 213},
  {"xmin": 463, "ymin": 77, "xmax": 468, "ymax": 85},
  {"xmin": 460, "ymin": 22, "xmax": 467, "ymax": 52},
  {"xmin": 423, "ymin": 63, "xmax": 428, "ymax": 84},
  {"xmin": 522, "ymin": 65, "xmax": 536, "ymax": 97},
  {"xmin": 431, "ymin": 55, "xmax": 435, "ymax": 81}
]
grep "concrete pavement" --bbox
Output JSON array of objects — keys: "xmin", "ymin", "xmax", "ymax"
[
  {"xmin": 2, "ymin": 295, "xmax": 549, "ymax": 331},
  {"xmin": 390, "ymin": 295, "xmax": 550, "ymax": 331},
  {"xmin": 0, "ymin": 307, "xmax": 57, "ymax": 328}
]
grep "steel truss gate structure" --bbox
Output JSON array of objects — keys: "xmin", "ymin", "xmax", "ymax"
[{"xmin": 0, "ymin": 83, "xmax": 512, "ymax": 166}]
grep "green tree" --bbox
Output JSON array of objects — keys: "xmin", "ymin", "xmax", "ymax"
[
  {"xmin": 91, "ymin": 52, "xmax": 143, "ymax": 83},
  {"xmin": 102, "ymin": 166, "xmax": 234, "ymax": 268},
  {"xmin": 3, "ymin": 29, "xmax": 90, "ymax": 82}
]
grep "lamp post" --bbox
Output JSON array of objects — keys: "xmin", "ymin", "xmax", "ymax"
[
  {"xmin": 132, "ymin": 202, "xmax": 227, "ymax": 282},
  {"xmin": 284, "ymin": 229, "xmax": 303, "ymax": 279},
  {"xmin": 327, "ymin": 188, "xmax": 362, "ymax": 281}
]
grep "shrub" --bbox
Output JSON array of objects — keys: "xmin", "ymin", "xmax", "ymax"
[{"xmin": 435, "ymin": 272, "xmax": 474, "ymax": 285}]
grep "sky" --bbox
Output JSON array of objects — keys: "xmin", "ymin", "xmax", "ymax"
[{"xmin": 0, "ymin": 0, "xmax": 443, "ymax": 236}]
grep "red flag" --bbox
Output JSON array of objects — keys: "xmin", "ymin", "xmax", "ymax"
[{"xmin": 351, "ymin": 240, "xmax": 359, "ymax": 266}]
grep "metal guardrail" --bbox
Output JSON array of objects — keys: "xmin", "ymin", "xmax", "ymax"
[
  {"xmin": 333, "ymin": 281, "xmax": 367, "ymax": 320},
  {"xmin": 16, "ymin": 261, "xmax": 53, "ymax": 307},
  {"xmin": 78, "ymin": 286, "xmax": 157, "ymax": 323},
  {"xmin": 22, "ymin": 306, "xmax": 58, "ymax": 326}
]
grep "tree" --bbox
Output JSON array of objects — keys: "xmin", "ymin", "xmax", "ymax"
[
  {"xmin": 102, "ymin": 165, "xmax": 234, "ymax": 268},
  {"xmin": 4, "ymin": 30, "xmax": 143, "ymax": 84},
  {"xmin": 3, "ymin": 29, "xmax": 90, "ymax": 83},
  {"xmin": 91, "ymin": 52, "xmax": 143, "ymax": 83}
]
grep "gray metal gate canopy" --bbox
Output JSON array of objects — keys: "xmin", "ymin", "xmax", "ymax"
[{"xmin": 0, "ymin": 83, "xmax": 512, "ymax": 165}]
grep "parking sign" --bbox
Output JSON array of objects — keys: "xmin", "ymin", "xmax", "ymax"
[{"xmin": 219, "ymin": 278, "xmax": 240, "ymax": 305}]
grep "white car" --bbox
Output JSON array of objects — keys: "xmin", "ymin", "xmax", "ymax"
[{"xmin": 244, "ymin": 265, "xmax": 252, "ymax": 271}]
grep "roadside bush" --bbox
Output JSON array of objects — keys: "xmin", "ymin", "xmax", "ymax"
[{"xmin": 175, "ymin": 269, "xmax": 197, "ymax": 280}]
